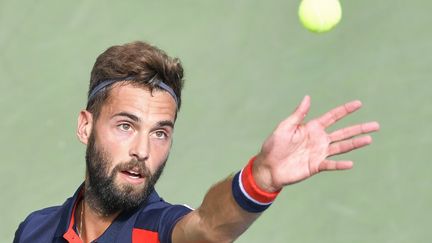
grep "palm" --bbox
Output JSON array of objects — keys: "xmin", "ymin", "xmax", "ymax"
[{"xmin": 256, "ymin": 96, "xmax": 379, "ymax": 190}]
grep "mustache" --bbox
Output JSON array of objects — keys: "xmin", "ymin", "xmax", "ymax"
[{"xmin": 112, "ymin": 159, "xmax": 151, "ymax": 178}]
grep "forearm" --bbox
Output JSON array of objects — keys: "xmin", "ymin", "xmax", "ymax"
[{"xmin": 173, "ymin": 176, "xmax": 260, "ymax": 243}]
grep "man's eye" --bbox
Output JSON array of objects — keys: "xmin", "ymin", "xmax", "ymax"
[
  {"xmin": 119, "ymin": 123, "xmax": 132, "ymax": 131},
  {"xmin": 154, "ymin": 131, "xmax": 167, "ymax": 139}
]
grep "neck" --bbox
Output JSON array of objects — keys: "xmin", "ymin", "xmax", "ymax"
[{"xmin": 77, "ymin": 197, "xmax": 121, "ymax": 243}]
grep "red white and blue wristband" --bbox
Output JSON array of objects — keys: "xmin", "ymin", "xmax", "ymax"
[{"xmin": 232, "ymin": 157, "xmax": 281, "ymax": 213}]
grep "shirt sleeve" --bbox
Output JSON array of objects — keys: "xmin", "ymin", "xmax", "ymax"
[
  {"xmin": 158, "ymin": 204, "xmax": 193, "ymax": 243},
  {"xmin": 13, "ymin": 219, "xmax": 27, "ymax": 243},
  {"xmin": 12, "ymin": 206, "xmax": 62, "ymax": 243}
]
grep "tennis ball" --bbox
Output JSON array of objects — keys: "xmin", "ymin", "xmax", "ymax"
[{"xmin": 298, "ymin": 0, "xmax": 342, "ymax": 33}]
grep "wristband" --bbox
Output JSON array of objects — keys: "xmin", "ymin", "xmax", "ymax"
[{"xmin": 232, "ymin": 157, "xmax": 281, "ymax": 213}]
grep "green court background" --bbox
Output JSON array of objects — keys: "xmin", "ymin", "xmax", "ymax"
[{"xmin": 1, "ymin": 0, "xmax": 431, "ymax": 242}]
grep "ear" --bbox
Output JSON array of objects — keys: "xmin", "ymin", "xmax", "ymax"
[{"xmin": 77, "ymin": 110, "xmax": 93, "ymax": 145}]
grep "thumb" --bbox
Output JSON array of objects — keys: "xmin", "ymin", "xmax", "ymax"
[{"xmin": 283, "ymin": 95, "xmax": 311, "ymax": 129}]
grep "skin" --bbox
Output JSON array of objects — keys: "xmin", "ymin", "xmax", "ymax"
[
  {"xmin": 77, "ymin": 85, "xmax": 379, "ymax": 243},
  {"xmin": 76, "ymin": 83, "xmax": 176, "ymax": 242}
]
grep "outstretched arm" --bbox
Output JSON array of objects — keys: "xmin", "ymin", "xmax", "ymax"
[{"xmin": 172, "ymin": 96, "xmax": 380, "ymax": 243}]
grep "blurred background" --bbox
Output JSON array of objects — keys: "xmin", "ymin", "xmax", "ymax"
[{"xmin": 1, "ymin": 0, "xmax": 431, "ymax": 242}]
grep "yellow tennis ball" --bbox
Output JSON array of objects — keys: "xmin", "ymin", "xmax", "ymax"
[{"xmin": 298, "ymin": 0, "xmax": 342, "ymax": 33}]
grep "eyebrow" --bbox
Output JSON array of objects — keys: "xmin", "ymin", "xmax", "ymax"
[
  {"xmin": 157, "ymin": 120, "xmax": 174, "ymax": 129},
  {"xmin": 111, "ymin": 112, "xmax": 141, "ymax": 123}
]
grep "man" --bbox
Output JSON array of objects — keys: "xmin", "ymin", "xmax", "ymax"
[{"xmin": 14, "ymin": 41, "xmax": 380, "ymax": 243}]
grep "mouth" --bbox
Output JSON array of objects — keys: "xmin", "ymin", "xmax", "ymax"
[
  {"xmin": 119, "ymin": 169, "xmax": 146, "ymax": 184},
  {"xmin": 122, "ymin": 170, "xmax": 142, "ymax": 178}
]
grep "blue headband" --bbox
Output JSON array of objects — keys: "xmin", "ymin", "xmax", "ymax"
[{"xmin": 87, "ymin": 76, "xmax": 178, "ymax": 109}]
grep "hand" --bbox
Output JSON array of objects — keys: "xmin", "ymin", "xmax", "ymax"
[{"xmin": 253, "ymin": 96, "xmax": 380, "ymax": 192}]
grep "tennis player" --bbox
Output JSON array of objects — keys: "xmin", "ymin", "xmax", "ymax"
[{"xmin": 14, "ymin": 41, "xmax": 380, "ymax": 243}]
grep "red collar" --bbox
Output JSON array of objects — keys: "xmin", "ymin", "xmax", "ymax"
[{"xmin": 63, "ymin": 190, "xmax": 83, "ymax": 243}]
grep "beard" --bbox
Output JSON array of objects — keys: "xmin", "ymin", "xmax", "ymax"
[{"xmin": 84, "ymin": 130, "xmax": 166, "ymax": 216}]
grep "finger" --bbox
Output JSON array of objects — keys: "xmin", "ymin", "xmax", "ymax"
[
  {"xmin": 328, "ymin": 135, "xmax": 373, "ymax": 156},
  {"xmin": 317, "ymin": 100, "xmax": 362, "ymax": 128},
  {"xmin": 318, "ymin": 160, "xmax": 353, "ymax": 171},
  {"xmin": 282, "ymin": 95, "xmax": 311, "ymax": 129},
  {"xmin": 329, "ymin": 121, "xmax": 380, "ymax": 142}
]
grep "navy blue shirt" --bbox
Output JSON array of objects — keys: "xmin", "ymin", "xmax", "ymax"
[{"xmin": 13, "ymin": 185, "xmax": 192, "ymax": 243}]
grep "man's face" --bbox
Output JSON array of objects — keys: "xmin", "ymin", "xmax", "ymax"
[{"xmin": 84, "ymin": 83, "xmax": 177, "ymax": 214}]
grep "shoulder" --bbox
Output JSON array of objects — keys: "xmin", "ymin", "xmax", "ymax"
[
  {"xmin": 14, "ymin": 206, "xmax": 64, "ymax": 243},
  {"xmin": 134, "ymin": 193, "xmax": 193, "ymax": 243},
  {"xmin": 135, "ymin": 200, "xmax": 193, "ymax": 228}
]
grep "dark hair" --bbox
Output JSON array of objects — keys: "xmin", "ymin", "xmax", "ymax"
[{"xmin": 86, "ymin": 41, "xmax": 184, "ymax": 119}]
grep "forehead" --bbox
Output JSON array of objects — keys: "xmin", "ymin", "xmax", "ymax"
[{"xmin": 99, "ymin": 83, "xmax": 177, "ymax": 122}]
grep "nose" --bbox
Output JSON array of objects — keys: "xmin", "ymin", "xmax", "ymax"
[{"xmin": 129, "ymin": 134, "xmax": 149, "ymax": 162}]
